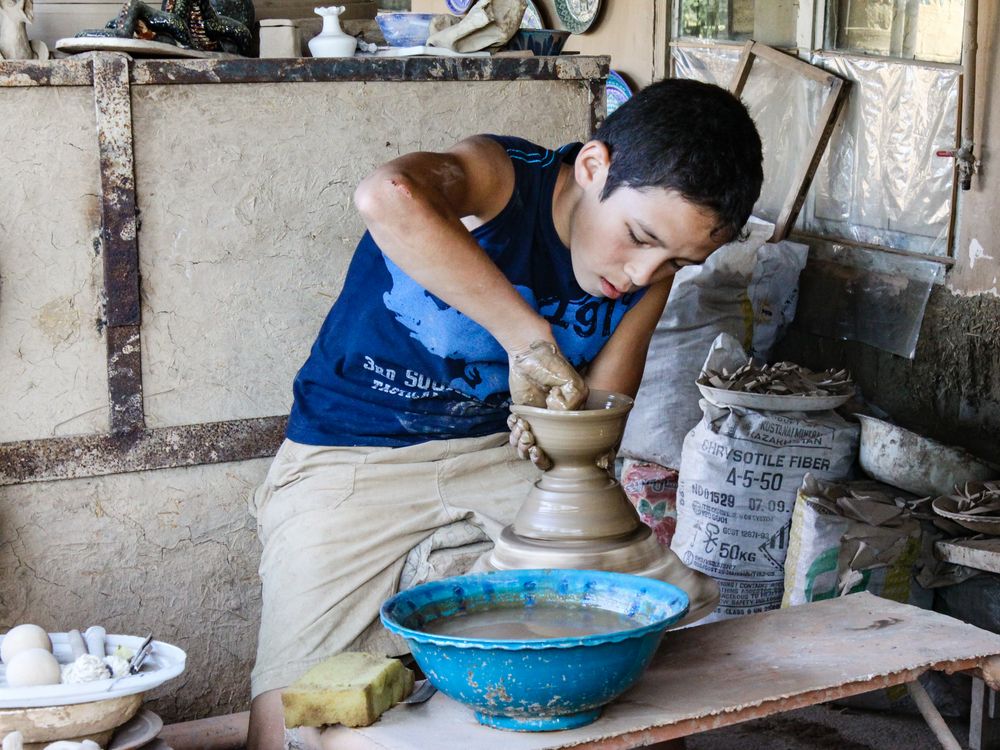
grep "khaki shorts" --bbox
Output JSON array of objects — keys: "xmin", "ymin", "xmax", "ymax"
[{"xmin": 249, "ymin": 433, "xmax": 539, "ymax": 697}]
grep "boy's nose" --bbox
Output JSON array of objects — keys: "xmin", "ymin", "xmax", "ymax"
[{"xmin": 624, "ymin": 257, "xmax": 660, "ymax": 288}]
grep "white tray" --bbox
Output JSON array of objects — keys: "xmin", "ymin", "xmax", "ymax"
[
  {"xmin": 0, "ymin": 633, "xmax": 186, "ymax": 708},
  {"xmin": 697, "ymin": 383, "xmax": 852, "ymax": 412}
]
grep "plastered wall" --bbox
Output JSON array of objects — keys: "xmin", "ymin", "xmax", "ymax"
[
  {"xmin": 0, "ymin": 87, "xmax": 107, "ymax": 443},
  {"xmin": 0, "ymin": 76, "xmax": 594, "ymax": 719}
]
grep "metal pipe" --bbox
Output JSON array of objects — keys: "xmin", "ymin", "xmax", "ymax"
[
  {"xmin": 906, "ymin": 680, "xmax": 963, "ymax": 750},
  {"xmin": 958, "ymin": 0, "xmax": 980, "ymax": 190},
  {"xmin": 962, "ymin": 0, "xmax": 978, "ymax": 148}
]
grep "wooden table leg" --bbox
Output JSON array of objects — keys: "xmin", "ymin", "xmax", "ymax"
[
  {"xmin": 972, "ymin": 678, "xmax": 1000, "ymax": 750},
  {"xmin": 907, "ymin": 681, "xmax": 962, "ymax": 750}
]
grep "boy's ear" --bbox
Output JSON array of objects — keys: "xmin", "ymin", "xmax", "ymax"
[{"xmin": 574, "ymin": 140, "xmax": 611, "ymax": 189}]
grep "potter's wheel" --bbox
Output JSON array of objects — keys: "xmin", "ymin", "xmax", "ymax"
[
  {"xmin": 489, "ymin": 390, "xmax": 719, "ymax": 627},
  {"xmin": 488, "ymin": 527, "xmax": 718, "ymax": 627}
]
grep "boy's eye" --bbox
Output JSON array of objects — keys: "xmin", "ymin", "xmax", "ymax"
[{"xmin": 627, "ymin": 228, "xmax": 644, "ymax": 246}]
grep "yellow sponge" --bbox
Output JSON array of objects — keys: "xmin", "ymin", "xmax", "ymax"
[{"xmin": 282, "ymin": 652, "xmax": 415, "ymax": 728}]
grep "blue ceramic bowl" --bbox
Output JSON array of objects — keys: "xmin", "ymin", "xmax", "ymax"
[
  {"xmin": 505, "ymin": 29, "xmax": 571, "ymax": 56},
  {"xmin": 381, "ymin": 569, "xmax": 688, "ymax": 732},
  {"xmin": 375, "ymin": 12, "xmax": 437, "ymax": 47}
]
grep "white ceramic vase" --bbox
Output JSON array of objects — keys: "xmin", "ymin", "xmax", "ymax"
[{"xmin": 308, "ymin": 6, "xmax": 357, "ymax": 58}]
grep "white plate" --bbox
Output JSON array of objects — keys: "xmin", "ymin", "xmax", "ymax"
[
  {"xmin": 371, "ymin": 46, "xmax": 489, "ymax": 57},
  {"xmin": 55, "ymin": 36, "xmax": 238, "ymax": 58},
  {"xmin": 697, "ymin": 383, "xmax": 852, "ymax": 412},
  {"xmin": 0, "ymin": 634, "xmax": 186, "ymax": 708},
  {"xmin": 109, "ymin": 709, "xmax": 164, "ymax": 750}
]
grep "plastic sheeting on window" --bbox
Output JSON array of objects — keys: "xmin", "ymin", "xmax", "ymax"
[
  {"xmin": 793, "ymin": 242, "xmax": 943, "ymax": 359},
  {"xmin": 740, "ymin": 54, "xmax": 831, "ymax": 230},
  {"xmin": 670, "ymin": 44, "xmax": 741, "ymax": 88},
  {"xmin": 671, "ymin": 45, "xmax": 960, "ymax": 259},
  {"xmin": 802, "ymin": 55, "xmax": 959, "ymax": 257},
  {"xmin": 672, "ymin": 44, "xmax": 830, "ymax": 235}
]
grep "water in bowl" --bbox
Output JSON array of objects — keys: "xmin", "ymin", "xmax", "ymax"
[{"xmin": 421, "ymin": 602, "xmax": 643, "ymax": 640}]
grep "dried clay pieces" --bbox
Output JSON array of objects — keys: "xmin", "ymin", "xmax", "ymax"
[{"xmin": 698, "ymin": 360, "xmax": 853, "ymax": 397}]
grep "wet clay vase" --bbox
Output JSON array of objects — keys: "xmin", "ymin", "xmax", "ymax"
[
  {"xmin": 488, "ymin": 389, "xmax": 721, "ymax": 627},
  {"xmin": 510, "ymin": 390, "xmax": 639, "ymax": 541},
  {"xmin": 308, "ymin": 6, "xmax": 357, "ymax": 57}
]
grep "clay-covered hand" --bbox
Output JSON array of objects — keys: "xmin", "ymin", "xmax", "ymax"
[
  {"xmin": 507, "ymin": 414, "xmax": 553, "ymax": 471},
  {"xmin": 596, "ymin": 447, "xmax": 617, "ymax": 478},
  {"xmin": 508, "ymin": 341, "xmax": 588, "ymax": 410}
]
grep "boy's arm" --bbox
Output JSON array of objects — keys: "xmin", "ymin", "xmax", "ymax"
[
  {"xmin": 583, "ymin": 278, "xmax": 674, "ymax": 399},
  {"xmin": 354, "ymin": 136, "xmax": 585, "ymax": 408},
  {"xmin": 355, "ymin": 135, "xmax": 552, "ymax": 353}
]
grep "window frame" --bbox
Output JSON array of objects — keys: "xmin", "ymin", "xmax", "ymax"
[{"xmin": 669, "ymin": 0, "xmax": 963, "ymax": 263}]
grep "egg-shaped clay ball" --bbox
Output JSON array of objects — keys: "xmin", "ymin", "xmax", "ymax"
[
  {"xmin": 1, "ymin": 624, "xmax": 52, "ymax": 664},
  {"xmin": 5, "ymin": 647, "xmax": 61, "ymax": 687}
]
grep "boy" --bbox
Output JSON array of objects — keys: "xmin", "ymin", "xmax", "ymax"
[{"xmin": 247, "ymin": 78, "xmax": 762, "ymax": 749}]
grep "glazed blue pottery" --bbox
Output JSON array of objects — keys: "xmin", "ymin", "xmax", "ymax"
[
  {"xmin": 380, "ymin": 569, "xmax": 688, "ymax": 732},
  {"xmin": 505, "ymin": 29, "xmax": 571, "ymax": 56},
  {"xmin": 375, "ymin": 12, "xmax": 437, "ymax": 47}
]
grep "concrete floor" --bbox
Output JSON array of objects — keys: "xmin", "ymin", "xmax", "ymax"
[{"xmin": 686, "ymin": 703, "xmax": 967, "ymax": 749}]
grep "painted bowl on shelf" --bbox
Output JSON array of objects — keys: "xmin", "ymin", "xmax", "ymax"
[
  {"xmin": 375, "ymin": 12, "xmax": 438, "ymax": 47},
  {"xmin": 381, "ymin": 568, "xmax": 688, "ymax": 732},
  {"xmin": 505, "ymin": 29, "xmax": 571, "ymax": 56}
]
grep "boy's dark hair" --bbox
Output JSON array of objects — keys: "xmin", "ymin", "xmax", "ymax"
[{"xmin": 596, "ymin": 78, "xmax": 763, "ymax": 243}]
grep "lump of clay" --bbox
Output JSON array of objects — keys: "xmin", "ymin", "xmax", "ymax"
[
  {"xmin": 1, "ymin": 624, "xmax": 52, "ymax": 664},
  {"xmin": 5, "ymin": 648, "xmax": 61, "ymax": 688},
  {"xmin": 104, "ymin": 653, "xmax": 130, "ymax": 678},
  {"xmin": 61, "ymin": 654, "xmax": 111, "ymax": 684}
]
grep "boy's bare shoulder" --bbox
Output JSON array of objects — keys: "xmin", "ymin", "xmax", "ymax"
[
  {"xmin": 447, "ymin": 136, "xmax": 515, "ymax": 223},
  {"xmin": 356, "ymin": 136, "xmax": 514, "ymax": 225}
]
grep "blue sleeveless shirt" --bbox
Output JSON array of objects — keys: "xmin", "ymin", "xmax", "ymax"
[{"xmin": 286, "ymin": 135, "xmax": 646, "ymax": 447}]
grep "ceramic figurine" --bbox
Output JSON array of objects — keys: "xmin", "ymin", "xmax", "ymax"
[
  {"xmin": 74, "ymin": 0, "xmax": 254, "ymax": 56},
  {"xmin": 308, "ymin": 6, "xmax": 357, "ymax": 58},
  {"xmin": 0, "ymin": 0, "xmax": 48, "ymax": 59}
]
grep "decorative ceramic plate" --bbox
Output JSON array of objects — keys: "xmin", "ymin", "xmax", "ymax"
[
  {"xmin": 554, "ymin": 0, "xmax": 600, "ymax": 33},
  {"xmin": 108, "ymin": 709, "xmax": 164, "ymax": 750},
  {"xmin": 445, "ymin": 0, "xmax": 473, "ymax": 13},
  {"xmin": 696, "ymin": 383, "xmax": 852, "ymax": 412},
  {"xmin": 0, "ymin": 633, "xmax": 186, "ymax": 708},
  {"xmin": 521, "ymin": 0, "xmax": 545, "ymax": 29},
  {"xmin": 606, "ymin": 70, "xmax": 632, "ymax": 116}
]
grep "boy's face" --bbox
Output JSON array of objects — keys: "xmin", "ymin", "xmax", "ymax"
[{"xmin": 566, "ymin": 144, "xmax": 723, "ymax": 299}]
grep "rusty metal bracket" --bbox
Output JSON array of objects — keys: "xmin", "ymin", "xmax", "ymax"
[
  {"xmin": 128, "ymin": 56, "xmax": 608, "ymax": 86},
  {"xmin": 0, "ymin": 58, "xmax": 93, "ymax": 87},
  {"xmin": 93, "ymin": 53, "xmax": 144, "ymax": 432},
  {"xmin": 588, "ymin": 78, "xmax": 606, "ymax": 139},
  {"xmin": 0, "ymin": 416, "xmax": 287, "ymax": 485}
]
